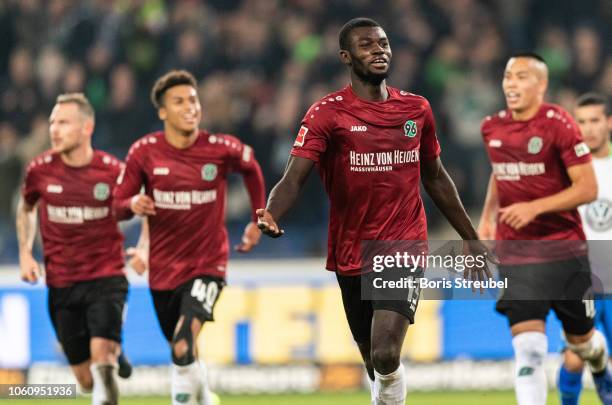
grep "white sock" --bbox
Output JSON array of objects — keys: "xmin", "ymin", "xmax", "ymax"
[
  {"xmin": 512, "ymin": 332, "xmax": 547, "ymax": 405},
  {"xmin": 566, "ymin": 329, "xmax": 608, "ymax": 373},
  {"xmin": 90, "ymin": 363, "xmax": 118, "ymax": 405},
  {"xmin": 172, "ymin": 362, "xmax": 201, "ymax": 405},
  {"xmin": 368, "ymin": 376, "xmax": 376, "ymax": 405},
  {"xmin": 198, "ymin": 360, "xmax": 214, "ymax": 405},
  {"xmin": 374, "ymin": 363, "xmax": 406, "ymax": 405}
]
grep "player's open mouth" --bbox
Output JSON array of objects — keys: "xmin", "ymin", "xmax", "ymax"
[
  {"xmin": 505, "ymin": 92, "xmax": 520, "ymax": 103},
  {"xmin": 370, "ymin": 58, "xmax": 388, "ymax": 68}
]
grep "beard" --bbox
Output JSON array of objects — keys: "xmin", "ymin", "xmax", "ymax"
[{"xmin": 351, "ymin": 58, "xmax": 388, "ymax": 85}]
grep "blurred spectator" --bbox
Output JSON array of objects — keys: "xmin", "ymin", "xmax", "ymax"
[{"xmin": 0, "ymin": 0, "xmax": 610, "ymax": 261}]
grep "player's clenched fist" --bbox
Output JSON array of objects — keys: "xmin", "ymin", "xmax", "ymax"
[
  {"xmin": 19, "ymin": 253, "xmax": 41, "ymax": 284},
  {"xmin": 256, "ymin": 209, "xmax": 284, "ymax": 238},
  {"xmin": 130, "ymin": 194, "xmax": 156, "ymax": 216}
]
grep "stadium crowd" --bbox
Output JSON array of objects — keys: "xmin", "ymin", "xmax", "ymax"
[{"xmin": 0, "ymin": 0, "xmax": 610, "ymax": 260}]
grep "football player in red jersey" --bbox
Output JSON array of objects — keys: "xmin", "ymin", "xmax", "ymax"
[
  {"xmin": 258, "ymin": 18, "xmax": 489, "ymax": 405},
  {"xmin": 478, "ymin": 53, "xmax": 612, "ymax": 404},
  {"xmin": 16, "ymin": 94, "xmax": 131, "ymax": 404},
  {"xmin": 113, "ymin": 70, "xmax": 265, "ymax": 405}
]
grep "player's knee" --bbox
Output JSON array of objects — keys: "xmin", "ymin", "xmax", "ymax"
[
  {"xmin": 563, "ymin": 349, "xmax": 585, "ymax": 372},
  {"xmin": 567, "ymin": 329, "xmax": 608, "ymax": 362},
  {"xmin": 172, "ymin": 338, "xmax": 195, "ymax": 366},
  {"xmin": 371, "ymin": 345, "xmax": 401, "ymax": 374}
]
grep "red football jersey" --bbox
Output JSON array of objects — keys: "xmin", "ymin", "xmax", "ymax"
[
  {"xmin": 22, "ymin": 150, "xmax": 125, "ymax": 287},
  {"xmin": 113, "ymin": 131, "xmax": 265, "ymax": 290},
  {"xmin": 290, "ymin": 86, "xmax": 441, "ymax": 275},
  {"xmin": 482, "ymin": 104, "xmax": 591, "ymax": 263}
]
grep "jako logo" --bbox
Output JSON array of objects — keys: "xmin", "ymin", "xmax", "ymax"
[{"xmin": 350, "ymin": 125, "xmax": 367, "ymax": 132}]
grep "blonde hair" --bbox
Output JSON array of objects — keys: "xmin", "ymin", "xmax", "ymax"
[{"xmin": 55, "ymin": 93, "xmax": 95, "ymax": 120}]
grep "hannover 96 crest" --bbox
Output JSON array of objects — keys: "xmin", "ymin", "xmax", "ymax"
[
  {"xmin": 404, "ymin": 120, "xmax": 418, "ymax": 137},
  {"xmin": 202, "ymin": 163, "xmax": 218, "ymax": 181},
  {"xmin": 93, "ymin": 182, "xmax": 110, "ymax": 201}
]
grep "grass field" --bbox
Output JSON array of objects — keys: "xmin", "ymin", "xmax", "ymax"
[{"xmin": 0, "ymin": 390, "xmax": 599, "ymax": 404}]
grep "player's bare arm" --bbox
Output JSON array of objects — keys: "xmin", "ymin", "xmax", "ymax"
[
  {"xmin": 499, "ymin": 162, "xmax": 597, "ymax": 230},
  {"xmin": 420, "ymin": 157, "xmax": 479, "ymax": 240},
  {"xmin": 257, "ymin": 156, "xmax": 314, "ymax": 238},
  {"xmin": 16, "ymin": 196, "xmax": 41, "ymax": 283},
  {"xmin": 235, "ymin": 158, "xmax": 265, "ymax": 252},
  {"xmin": 477, "ymin": 174, "xmax": 499, "ymax": 240},
  {"xmin": 126, "ymin": 217, "xmax": 149, "ymax": 275}
]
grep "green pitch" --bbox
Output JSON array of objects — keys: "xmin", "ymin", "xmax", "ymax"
[{"xmin": 1, "ymin": 390, "xmax": 598, "ymax": 404}]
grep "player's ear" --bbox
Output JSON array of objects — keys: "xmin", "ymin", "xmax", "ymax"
[
  {"xmin": 158, "ymin": 107, "xmax": 167, "ymax": 121},
  {"xmin": 82, "ymin": 117, "xmax": 94, "ymax": 137},
  {"xmin": 339, "ymin": 49, "xmax": 351, "ymax": 66}
]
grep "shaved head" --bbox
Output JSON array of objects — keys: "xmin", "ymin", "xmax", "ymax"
[
  {"xmin": 502, "ymin": 53, "xmax": 549, "ymax": 120},
  {"xmin": 507, "ymin": 56, "xmax": 549, "ymax": 82}
]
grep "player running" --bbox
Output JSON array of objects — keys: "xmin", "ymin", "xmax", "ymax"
[
  {"xmin": 557, "ymin": 93, "xmax": 612, "ymax": 405},
  {"xmin": 478, "ymin": 54, "xmax": 612, "ymax": 404},
  {"xmin": 257, "ymin": 18, "xmax": 489, "ymax": 405},
  {"xmin": 113, "ymin": 70, "xmax": 265, "ymax": 405},
  {"xmin": 16, "ymin": 93, "xmax": 130, "ymax": 405}
]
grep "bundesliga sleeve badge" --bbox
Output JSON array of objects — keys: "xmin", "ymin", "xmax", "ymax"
[{"xmin": 294, "ymin": 126, "xmax": 308, "ymax": 147}]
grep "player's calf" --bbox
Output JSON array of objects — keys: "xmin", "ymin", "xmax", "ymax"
[
  {"xmin": 171, "ymin": 316, "xmax": 210, "ymax": 405},
  {"xmin": 70, "ymin": 362, "xmax": 94, "ymax": 393},
  {"xmin": 370, "ymin": 310, "xmax": 409, "ymax": 405}
]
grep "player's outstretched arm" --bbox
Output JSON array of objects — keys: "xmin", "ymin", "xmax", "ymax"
[
  {"xmin": 258, "ymin": 156, "xmax": 314, "ymax": 238},
  {"xmin": 235, "ymin": 157, "xmax": 266, "ymax": 252},
  {"xmin": 16, "ymin": 197, "xmax": 41, "ymax": 283},
  {"xmin": 421, "ymin": 157, "xmax": 479, "ymax": 240},
  {"xmin": 477, "ymin": 174, "xmax": 498, "ymax": 240},
  {"xmin": 499, "ymin": 162, "xmax": 597, "ymax": 230},
  {"xmin": 126, "ymin": 217, "xmax": 149, "ymax": 275}
]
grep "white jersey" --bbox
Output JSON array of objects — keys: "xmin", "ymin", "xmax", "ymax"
[{"xmin": 579, "ymin": 156, "xmax": 612, "ymax": 240}]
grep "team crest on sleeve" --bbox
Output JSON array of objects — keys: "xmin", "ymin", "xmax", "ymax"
[
  {"xmin": 294, "ymin": 126, "xmax": 308, "ymax": 147},
  {"xmin": 574, "ymin": 142, "xmax": 590, "ymax": 157},
  {"xmin": 93, "ymin": 182, "xmax": 110, "ymax": 201},
  {"xmin": 202, "ymin": 163, "xmax": 218, "ymax": 181},
  {"xmin": 527, "ymin": 136, "xmax": 543, "ymax": 154},
  {"xmin": 403, "ymin": 120, "xmax": 417, "ymax": 138}
]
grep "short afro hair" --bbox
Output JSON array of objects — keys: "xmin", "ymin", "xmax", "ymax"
[
  {"xmin": 338, "ymin": 17, "xmax": 382, "ymax": 51},
  {"xmin": 150, "ymin": 70, "xmax": 198, "ymax": 109}
]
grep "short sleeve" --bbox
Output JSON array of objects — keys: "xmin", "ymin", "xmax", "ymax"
[
  {"xmin": 554, "ymin": 110, "xmax": 591, "ymax": 168},
  {"xmin": 114, "ymin": 143, "xmax": 146, "ymax": 199},
  {"xmin": 222, "ymin": 135, "xmax": 255, "ymax": 173},
  {"xmin": 420, "ymin": 100, "xmax": 441, "ymax": 161},
  {"xmin": 22, "ymin": 162, "xmax": 40, "ymax": 206},
  {"xmin": 290, "ymin": 102, "xmax": 334, "ymax": 163}
]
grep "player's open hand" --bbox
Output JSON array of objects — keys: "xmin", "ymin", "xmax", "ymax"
[
  {"xmin": 462, "ymin": 240, "xmax": 497, "ymax": 293},
  {"xmin": 130, "ymin": 194, "xmax": 156, "ymax": 216},
  {"xmin": 126, "ymin": 246, "xmax": 148, "ymax": 275},
  {"xmin": 499, "ymin": 202, "xmax": 539, "ymax": 230},
  {"xmin": 256, "ymin": 209, "xmax": 284, "ymax": 238},
  {"xmin": 235, "ymin": 222, "xmax": 262, "ymax": 253},
  {"xmin": 19, "ymin": 253, "xmax": 41, "ymax": 284}
]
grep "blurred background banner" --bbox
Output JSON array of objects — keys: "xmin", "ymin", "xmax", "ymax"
[
  {"xmin": 0, "ymin": 260, "xmax": 568, "ymax": 393},
  {"xmin": 0, "ymin": 0, "xmax": 610, "ymax": 396}
]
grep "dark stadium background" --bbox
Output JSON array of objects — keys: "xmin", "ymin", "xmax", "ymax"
[
  {"xmin": 0, "ymin": 1, "xmax": 609, "ymax": 402},
  {"xmin": 0, "ymin": 0, "xmax": 610, "ymax": 261}
]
